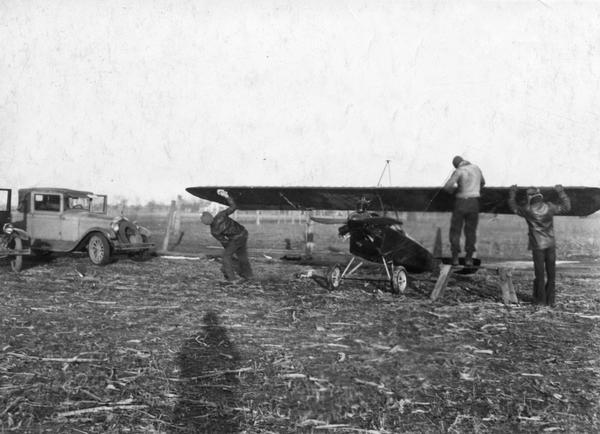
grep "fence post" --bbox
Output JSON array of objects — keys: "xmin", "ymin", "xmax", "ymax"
[
  {"xmin": 305, "ymin": 211, "xmax": 314, "ymax": 258},
  {"xmin": 173, "ymin": 195, "xmax": 182, "ymax": 235},
  {"xmin": 161, "ymin": 200, "xmax": 176, "ymax": 252}
]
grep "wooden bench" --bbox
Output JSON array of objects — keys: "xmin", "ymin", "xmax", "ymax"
[{"xmin": 430, "ymin": 263, "xmax": 518, "ymax": 305}]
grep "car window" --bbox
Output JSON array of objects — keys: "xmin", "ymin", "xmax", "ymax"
[
  {"xmin": 34, "ymin": 194, "xmax": 61, "ymax": 212},
  {"xmin": 90, "ymin": 195, "xmax": 107, "ymax": 214}
]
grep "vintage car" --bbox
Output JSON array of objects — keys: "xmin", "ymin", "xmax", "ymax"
[
  {"xmin": 12, "ymin": 188, "xmax": 154, "ymax": 265},
  {"xmin": 0, "ymin": 188, "xmax": 31, "ymax": 272}
]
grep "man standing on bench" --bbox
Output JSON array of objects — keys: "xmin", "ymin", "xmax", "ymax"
[{"xmin": 443, "ymin": 156, "xmax": 485, "ymax": 266}]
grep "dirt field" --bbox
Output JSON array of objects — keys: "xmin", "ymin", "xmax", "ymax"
[{"xmin": 1, "ymin": 216, "xmax": 600, "ymax": 433}]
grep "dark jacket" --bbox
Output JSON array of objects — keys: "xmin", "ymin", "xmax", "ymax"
[
  {"xmin": 210, "ymin": 197, "xmax": 246, "ymax": 246},
  {"xmin": 508, "ymin": 189, "xmax": 571, "ymax": 250}
]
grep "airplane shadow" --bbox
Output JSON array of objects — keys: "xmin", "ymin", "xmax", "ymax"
[{"xmin": 171, "ymin": 310, "xmax": 242, "ymax": 433}]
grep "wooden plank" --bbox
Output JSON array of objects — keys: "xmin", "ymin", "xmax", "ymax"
[
  {"xmin": 498, "ymin": 267, "xmax": 519, "ymax": 305},
  {"xmin": 432, "ymin": 227, "xmax": 443, "ymax": 257},
  {"xmin": 430, "ymin": 264, "xmax": 453, "ymax": 301}
]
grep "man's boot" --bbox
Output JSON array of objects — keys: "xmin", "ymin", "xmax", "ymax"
[
  {"xmin": 465, "ymin": 253, "xmax": 473, "ymax": 267},
  {"xmin": 451, "ymin": 252, "xmax": 459, "ymax": 266}
]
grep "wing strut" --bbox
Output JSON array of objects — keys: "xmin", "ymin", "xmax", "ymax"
[{"xmin": 279, "ymin": 192, "xmax": 300, "ymax": 210}]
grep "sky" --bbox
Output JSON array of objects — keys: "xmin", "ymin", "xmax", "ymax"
[{"xmin": 1, "ymin": 0, "xmax": 600, "ymax": 204}]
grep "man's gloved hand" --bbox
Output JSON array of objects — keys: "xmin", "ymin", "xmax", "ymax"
[
  {"xmin": 555, "ymin": 184, "xmax": 564, "ymax": 193},
  {"xmin": 217, "ymin": 189, "xmax": 229, "ymax": 198}
]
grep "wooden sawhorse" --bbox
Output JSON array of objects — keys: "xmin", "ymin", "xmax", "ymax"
[{"xmin": 430, "ymin": 263, "xmax": 519, "ymax": 305}]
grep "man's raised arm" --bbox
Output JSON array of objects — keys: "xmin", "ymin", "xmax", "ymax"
[
  {"xmin": 217, "ymin": 189, "xmax": 238, "ymax": 215},
  {"xmin": 508, "ymin": 185, "xmax": 524, "ymax": 216},
  {"xmin": 553, "ymin": 185, "xmax": 571, "ymax": 214}
]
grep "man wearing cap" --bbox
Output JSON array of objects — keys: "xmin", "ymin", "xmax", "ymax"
[
  {"xmin": 349, "ymin": 197, "xmax": 378, "ymax": 220},
  {"xmin": 508, "ymin": 185, "xmax": 570, "ymax": 306},
  {"xmin": 443, "ymin": 156, "xmax": 485, "ymax": 266},
  {"xmin": 201, "ymin": 189, "xmax": 253, "ymax": 281}
]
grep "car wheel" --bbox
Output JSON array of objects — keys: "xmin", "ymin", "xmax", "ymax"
[
  {"xmin": 9, "ymin": 237, "xmax": 23, "ymax": 273},
  {"xmin": 391, "ymin": 266, "xmax": 408, "ymax": 294},
  {"xmin": 88, "ymin": 234, "xmax": 111, "ymax": 266},
  {"xmin": 326, "ymin": 264, "xmax": 342, "ymax": 290}
]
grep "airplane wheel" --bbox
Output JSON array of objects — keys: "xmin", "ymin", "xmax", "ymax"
[
  {"xmin": 391, "ymin": 266, "xmax": 408, "ymax": 294},
  {"xmin": 326, "ymin": 264, "xmax": 342, "ymax": 290}
]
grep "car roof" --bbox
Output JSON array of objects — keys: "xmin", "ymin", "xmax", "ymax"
[{"xmin": 18, "ymin": 188, "xmax": 95, "ymax": 200}]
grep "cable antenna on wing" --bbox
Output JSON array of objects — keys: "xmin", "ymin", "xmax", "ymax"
[
  {"xmin": 375, "ymin": 160, "xmax": 393, "ymax": 216},
  {"xmin": 423, "ymin": 170, "xmax": 454, "ymax": 212},
  {"xmin": 279, "ymin": 192, "xmax": 300, "ymax": 210},
  {"xmin": 377, "ymin": 160, "xmax": 392, "ymax": 187}
]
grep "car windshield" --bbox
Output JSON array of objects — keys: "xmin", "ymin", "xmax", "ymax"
[
  {"xmin": 66, "ymin": 196, "xmax": 91, "ymax": 211},
  {"xmin": 66, "ymin": 194, "xmax": 106, "ymax": 213},
  {"xmin": 90, "ymin": 195, "xmax": 107, "ymax": 213}
]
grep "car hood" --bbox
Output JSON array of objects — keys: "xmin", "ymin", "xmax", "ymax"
[
  {"xmin": 63, "ymin": 210, "xmax": 149, "ymax": 232},
  {"xmin": 63, "ymin": 210, "xmax": 116, "ymax": 226}
]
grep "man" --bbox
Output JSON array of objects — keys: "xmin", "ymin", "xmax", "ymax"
[
  {"xmin": 349, "ymin": 197, "xmax": 377, "ymax": 220},
  {"xmin": 443, "ymin": 156, "xmax": 485, "ymax": 266},
  {"xmin": 201, "ymin": 189, "xmax": 253, "ymax": 281},
  {"xmin": 508, "ymin": 185, "xmax": 570, "ymax": 306}
]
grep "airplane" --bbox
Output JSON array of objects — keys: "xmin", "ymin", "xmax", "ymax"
[{"xmin": 186, "ymin": 185, "xmax": 600, "ymax": 293}]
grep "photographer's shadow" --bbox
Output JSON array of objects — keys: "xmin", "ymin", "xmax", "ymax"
[{"xmin": 172, "ymin": 311, "xmax": 242, "ymax": 433}]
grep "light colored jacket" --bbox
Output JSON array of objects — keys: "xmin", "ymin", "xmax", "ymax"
[{"xmin": 444, "ymin": 161, "xmax": 485, "ymax": 199}]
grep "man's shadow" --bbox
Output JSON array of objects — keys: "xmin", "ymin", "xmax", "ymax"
[{"xmin": 172, "ymin": 311, "xmax": 241, "ymax": 433}]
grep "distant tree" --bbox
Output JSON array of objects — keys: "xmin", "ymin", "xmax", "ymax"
[{"xmin": 146, "ymin": 200, "xmax": 157, "ymax": 213}]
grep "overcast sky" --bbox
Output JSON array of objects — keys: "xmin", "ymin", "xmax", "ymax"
[{"xmin": 1, "ymin": 0, "xmax": 600, "ymax": 204}]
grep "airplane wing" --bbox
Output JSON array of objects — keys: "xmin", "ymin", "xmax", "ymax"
[{"xmin": 185, "ymin": 186, "xmax": 600, "ymax": 217}]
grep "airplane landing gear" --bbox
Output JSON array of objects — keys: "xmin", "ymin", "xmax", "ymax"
[
  {"xmin": 391, "ymin": 266, "xmax": 408, "ymax": 294},
  {"xmin": 326, "ymin": 264, "xmax": 342, "ymax": 290},
  {"xmin": 323, "ymin": 256, "xmax": 410, "ymax": 295}
]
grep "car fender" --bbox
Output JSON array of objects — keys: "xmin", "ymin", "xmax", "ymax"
[
  {"xmin": 137, "ymin": 225, "xmax": 151, "ymax": 238},
  {"xmin": 74, "ymin": 227, "xmax": 116, "ymax": 251},
  {"xmin": 9, "ymin": 227, "xmax": 30, "ymax": 240}
]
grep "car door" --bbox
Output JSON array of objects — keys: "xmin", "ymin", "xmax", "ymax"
[
  {"xmin": 60, "ymin": 212, "xmax": 81, "ymax": 243},
  {"xmin": 0, "ymin": 188, "xmax": 11, "ymax": 226},
  {"xmin": 27, "ymin": 193, "xmax": 63, "ymax": 249}
]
